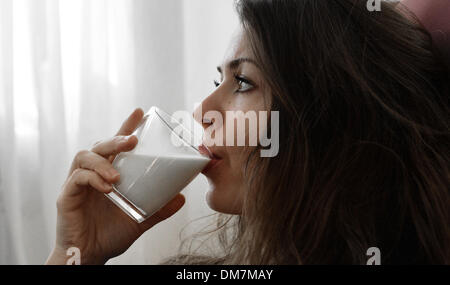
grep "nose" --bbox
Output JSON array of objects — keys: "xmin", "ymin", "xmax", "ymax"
[
  {"xmin": 193, "ymin": 104, "xmax": 204, "ymax": 126},
  {"xmin": 193, "ymin": 95, "xmax": 219, "ymax": 130},
  {"xmin": 193, "ymin": 104, "xmax": 213, "ymax": 130}
]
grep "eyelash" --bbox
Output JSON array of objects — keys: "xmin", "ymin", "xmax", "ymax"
[{"xmin": 213, "ymin": 75, "xmax": 255, "ymax": 93}]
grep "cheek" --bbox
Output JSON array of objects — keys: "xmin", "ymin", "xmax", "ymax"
[
  {"xmin": 217, "ymin": 99, "xmax": 268, "ymax": 146},
  {"xmin": 226, "ymin": 145, "xmax": 248, "ymax": 165}
]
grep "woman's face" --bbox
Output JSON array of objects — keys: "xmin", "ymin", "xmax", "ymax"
[{"xmin": 194, "ymin": 28, "xmax": 271, "ymax": 215}]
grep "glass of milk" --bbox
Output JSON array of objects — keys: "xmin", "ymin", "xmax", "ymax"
[{"xmin": 105, "ymin": 106, "xmax": 211, "ymax": 223}]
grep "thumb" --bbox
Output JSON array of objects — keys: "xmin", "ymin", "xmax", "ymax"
[{"xmin": 138, "ymin": 194, "xmax": 186, "ymax": 232}]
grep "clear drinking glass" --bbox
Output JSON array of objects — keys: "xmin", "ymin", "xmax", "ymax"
[{"xmin": 105, "ymin": 106, "xmax": 211, "ymax": 223}]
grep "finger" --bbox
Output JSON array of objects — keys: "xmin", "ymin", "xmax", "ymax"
[
  {"xmin": 65, "ymin": 169, "xmax": 113, "ymax": 197},
  {"xmin": 73, "ymin": 150, "xmax": 121, "ymax": 183},
  {"xmin": 139, "ymin": 194, "xmax": 186, "ymax": 232},
  {"xmin": 116, "ymin": 108, "xmax": 145, "ymax": 136},
  {"xmin": 109, "ymin": 108, "xmax": 144, "ymax": 163},
  {"xmin": 91, "ymin": 135, "xmax": 138, "ymax": 159}
]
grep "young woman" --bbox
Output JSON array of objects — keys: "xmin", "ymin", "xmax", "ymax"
[{"xmin": 46, "ymin": 0, "xmax": 450, "ymax": 265}]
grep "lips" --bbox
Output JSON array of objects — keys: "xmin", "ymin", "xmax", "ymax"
[
  {"xmin": 198, "ymin": 144, "xmax": 221, "ymax": 159},
  {"xmin": 198, "ymin": 144, "xmax": 222, "ymax": 174}
]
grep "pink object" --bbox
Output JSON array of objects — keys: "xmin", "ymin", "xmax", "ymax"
[{"xmin": 401, "ymin": 0, "xmax": 450, "ymax": 67}]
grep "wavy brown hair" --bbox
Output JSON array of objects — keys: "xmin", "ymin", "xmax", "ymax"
[{"xmin": 162, "ymin": 0, "xmax": 450, "ymax": 264}]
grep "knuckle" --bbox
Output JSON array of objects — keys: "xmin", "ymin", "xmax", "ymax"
[
  {"xmin": 74, "ymin": 150, "xmax": 89, "ymax": 163},
  {"xmin": 72, "ymin": 168, "xmax": 84, "ymax": 176},
  {"xmin": 92, "ymin": 140, "xmax": 103, "ymax": 148},
  {"xmin": 56, "ymin": 192, "xmax": 68, "ymax": 211},
  {"xmin": 70, "ymin": 168, "xmax": 86, "ymax": 185},
  {"xmin": 71, "ymin": 169, "xmax": 102, "ymax": 190},
  {"xmin": 61, "ymin": 180, "xmax": 69, "ymax": 191},
  {"xmin": 93, "ymin": 162, "xmax": 110, "ymax": 175},
  {"xmin": 56, "ymin": 195, "xmax": 63, "ymax": 210},
  {"xmin": 57, "ymin": 182, "xmax": 68, "ymax": 210},
  {"xmin": 92, "ymin": 165, "xmax": 101, "ymax": 174},
  {"xmin": 112, "ymin": 136, "xmax": 125, "ymax": 151}
]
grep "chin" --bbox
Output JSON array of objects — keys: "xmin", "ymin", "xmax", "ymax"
[{"xmin": 205, "ymin": 184, "xmax": 243, "ymax": 215}]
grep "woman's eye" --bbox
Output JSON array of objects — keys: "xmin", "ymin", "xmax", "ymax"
[
  {"xmin": 213, "ymin": 76, "xmax": 255, "ymax": 93},
  {"xmin": 235, "ymin": 76, "xmax": 254, "ymax": 93}
]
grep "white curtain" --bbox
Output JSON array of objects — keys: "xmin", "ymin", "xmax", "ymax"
[{"xmin": 0, "ymin": 0, "xmax": 238, "ymax": 264}]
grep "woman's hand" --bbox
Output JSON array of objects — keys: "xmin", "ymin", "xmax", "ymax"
[{"xmin": 45, "ymin": 108, "xmax": 185, "ymax": 265}]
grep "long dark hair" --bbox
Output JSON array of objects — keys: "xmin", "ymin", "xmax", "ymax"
[{"xmin": 163, "ymin": 0, "xmax": 450, "ymax": 264}]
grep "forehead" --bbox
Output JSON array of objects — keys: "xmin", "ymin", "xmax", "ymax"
[{"xmin": 221, "ymin": 28, "xmax": 252, "ymax": 66}]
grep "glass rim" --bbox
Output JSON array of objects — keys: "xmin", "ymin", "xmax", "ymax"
[{"xmin": 147, "ymin": 106, "xmax": 212, "ymax": 158}]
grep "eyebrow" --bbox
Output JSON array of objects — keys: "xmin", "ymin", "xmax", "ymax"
[{"xmin": 216, "ymin": 57, "xmax": 259, "ymax": 74}]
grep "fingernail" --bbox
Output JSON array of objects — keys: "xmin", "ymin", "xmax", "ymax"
[{"xmin": 108, "ymin": 169, "xmax": 120, "ymax": 179}]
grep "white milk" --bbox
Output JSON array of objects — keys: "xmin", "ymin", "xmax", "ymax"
[{"xmin": 111, "ymin": 152, "xmax": 209, "ymax": 218}]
